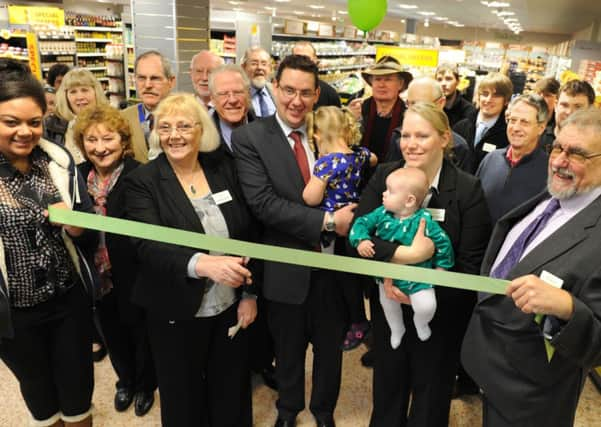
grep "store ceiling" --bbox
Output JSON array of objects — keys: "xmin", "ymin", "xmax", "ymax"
[{"xmin": 209, "ymin": 0, "xmax": 601, "ymax": 35}]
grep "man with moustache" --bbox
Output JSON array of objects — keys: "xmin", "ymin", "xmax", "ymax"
[
  {"xmin": 538, "ymin": 79, "xmax": 595, "ymax": 152},
  {"xmin": 234, "ymin": 54, "xmax": 355, "ymax": 427},
  {"xmin": 454, "ymin": 73, "xmax": 513, "ymax": 174},
  {"xmin": 241, "ymin": 47, "xmax": 276, "ymax": 118},
  {"xmin": 462, "ymin": 108, "xmax": 601, "ymax": 427},
  {"xmin": 122, "ymin": 50, "xmax": 175, "ymax": 162},
  {"xmin": 477, "ymin": 94, "xmax": 549, "ymax": 223},
  {"xmin": 190, "ymin": 50, "xmax": 224, "ymax": 109},
  {"xmin": 435, "ymin": 63, "xmax": 476, "ymax": 127},
  {"xmin": 291, "ymin": 41, "xmax": 341, "ymax": 109}
]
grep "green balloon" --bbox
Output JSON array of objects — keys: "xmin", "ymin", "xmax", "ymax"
[{"xmin": 348, "ymin": 0, "xmax": 387, "ymax": 32}]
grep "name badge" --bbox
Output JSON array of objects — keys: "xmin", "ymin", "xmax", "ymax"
[
  {"xmin": 426, "ymin": 208, "xmax": 446, "ymax": 222},
  {"xmin": 482, "ymin": 142, "xmax": 496, "ymax": 153},
  {"xmin": 212, "ymin": 190, "xmax": 233, "ymax": 205},
  {"xmin": 540, "ymin": 270, "xmax": 564, "ymax": 289}
]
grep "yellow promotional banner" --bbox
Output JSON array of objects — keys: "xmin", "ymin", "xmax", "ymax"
[
  {"xmin": 8, "ymin": 5, "xmax": 65, "ymax": 27},
  {"xmin": 376, "ymin": 46, "xmax": 439, "ymax": 68},
  {"xmin": 26, "ymin": 32, "xmax": 42, "ymax": 80}
]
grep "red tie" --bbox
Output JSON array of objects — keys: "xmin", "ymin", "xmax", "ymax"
[{"xmin": 289, "ymin": 131, "xmax": 310, "ymax": 184}]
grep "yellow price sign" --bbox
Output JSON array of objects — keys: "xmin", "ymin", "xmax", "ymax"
[
  {"xmin": 8, "ymin": 6, "xmax": 65, "ymax": 27},
  {"xmin": 376, "ymin": 46, "xmax": 439, "ymax": 68}
]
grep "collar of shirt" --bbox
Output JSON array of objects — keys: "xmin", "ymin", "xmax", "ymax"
[
  {"xmin": 275, "ymin": 113, "xmax": 315, "ymax": 168},
  {"xmin": 403, "ymin": 163, "xmax": 441, "ymax": 207},
  {"xmin": 476, "ymin": 114, "xmax": 498, "ymax": 130}
]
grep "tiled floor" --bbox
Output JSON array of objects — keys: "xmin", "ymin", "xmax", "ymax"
[{"xmin": 1, "ymin": 344, "xmax": 599, "ymax": 426}]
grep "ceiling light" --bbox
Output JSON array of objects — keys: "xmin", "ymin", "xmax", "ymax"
[
  {"xmin": 481, "ymin": 1, "xmax": 510, "ymax": 7},
  {"xmin": 275, "ymin": 0, "xmax": 291, "ymax": 2},
  {"xmin": 434, "ymin": 16, "xmax": 449, "ymax": 21},
  {"xmin": 496, "ymin": 10, "xmax": 515, "ymax": 16},
  {"xmin": 293, "ymin": 10, "xmax": 304, "ymax": 14},
  {"xmin": 309, "ymin": 4, "xmax": 325, "ymax": 9},
  {"xmin": 264, "ymin": 6, "xmax": 275, "ymax": 10},
  {"xmin": 233, "ymin": 7, "xmax": 243, "ymax": 11},
  {"xmin": 454, "ymin": 23, "xmax": 465, "ymax": 27},
  {"xmin": 398, "ymin": 4, "xmax": 418, "ymax": 9},
  {"xmin": 338, "ymin": 10, "xmax": 348, "ymax": 14},
  {"xmin": 424, "ymin": 19, "xmax": 430, "ymax": 27},
  {"xmin": 401, "ymin": 19, "xmax": 406, "ymax": 23},
  {"xmin": 418, "ymin": 11, "xmax": 436, "ymax": 16},
  {"xmin": 504, "ymin": 18, "xmax": 518, "ymax": 22},
  {"xmin": 311, "ymin": 13, "xmax": 322, "ymax": 17},
  {"xmin": 228, "ymin": 1, "xmax": 241, "ymax": 4}
]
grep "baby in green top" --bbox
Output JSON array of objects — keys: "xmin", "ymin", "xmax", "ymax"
[{"xmin": 350, "ymin": 167, "xmax": 454, "ymax": 348}]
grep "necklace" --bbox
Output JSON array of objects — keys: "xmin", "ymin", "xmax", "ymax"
[{"xmin": 174, "ymin": 166, "xmax": 201, "ymax": 195}]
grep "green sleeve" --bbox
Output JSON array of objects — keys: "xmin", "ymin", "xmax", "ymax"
[
  {"xmin": 425, "ymin": 215, "xmax": 455, "ymax": 269},
  {"xmin": 349, "ymin": 206, "xmax": 385, "ymax": 247}
]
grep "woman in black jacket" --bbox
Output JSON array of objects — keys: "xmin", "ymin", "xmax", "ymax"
[
  {"xmin": 352, "ymin": 102, "xmax": 492, "ymax": 427},
  {"xmin": 74, "ymin": 104, "xmax": 157, "ymax": 417},
  {"xmin": 125, "ymin": 93, "xmax": 258, "ymax": 427}
]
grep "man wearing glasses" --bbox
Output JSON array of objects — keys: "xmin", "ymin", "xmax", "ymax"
[
  {"xmin": 234, "ymin": 55, "xmax": 355, "ymax": 427},
  {"xmin": 122, "ymin": 50, "xmax": 175, "ymax": 162},
  {"xmin": 462, "ymin": 108, "xmax": 601, "ymax": 427},
  {"xmin": 476, "ymin": 94, "xmax": 549, "ymax": 223},
  {"xmin": 241, "ymin": 47, "xmax": 276, "ymax": 118},
  {"xmin": 208, "ymin": 64, "xmax": 255, "ymax": 155}
]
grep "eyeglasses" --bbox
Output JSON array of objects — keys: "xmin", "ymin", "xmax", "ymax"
[
  {"xmin": 278, "ymin": 85, "xmax": 316, "ymax": 101},
  {"xmin": 156, "ymin": 123, "xmax": 200, "ymax": 136},
  {"xmin": 215, "ymin": 90, "xmax": 247, "ymax": 100},
  {"xmin": 506, "ymin": 116, "xmax": 535, "ymax": 127},
  {"xmin": 549, "ymin": 142, "xmax": 601, "ymax": 164}
]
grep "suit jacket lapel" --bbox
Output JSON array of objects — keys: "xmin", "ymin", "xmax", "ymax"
[
  {"xmin": 156, "ymin": 154, "xmax": 204, "ymax": 232},
  {"xmin": 508, "ymin": 193, "xmax": 601, "ymax": 278},
  {"xmin": 430, "ymin": 160, "xmax": 456, "ymax": 209}
]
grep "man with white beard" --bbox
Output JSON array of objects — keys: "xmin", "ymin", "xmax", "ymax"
[{"xmin": 241, "ymin": 47, "xmax": 276, "ymax": 118}]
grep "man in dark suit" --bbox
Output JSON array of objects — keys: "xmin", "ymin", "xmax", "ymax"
[
  {"xmin": 233, "ymin": 55, "xmax": 356, "ymax": 427},
  {"xmin": 462, "ymin": 108, "xmax": 601, "ymax": 427},
  {"xmin": 291, "ymin": 41, "xmax": 341, "ymax": 109},
  {"xmin": 453, "ymin": 73, "xmax": 513, "ymax": 174}
]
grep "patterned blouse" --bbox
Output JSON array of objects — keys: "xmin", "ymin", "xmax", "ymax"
[
  {"xmin": 0, "ymin": 149, "xmax": 76, "ymax": 307},
  {"xmin": 313, "ymin": 146, "xmax": 371, "ymax": 212}
]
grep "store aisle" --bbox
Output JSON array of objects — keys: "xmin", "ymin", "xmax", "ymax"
[{"xmin": 0, "ymin": 346, "xmax": 599, "ymax": 426}]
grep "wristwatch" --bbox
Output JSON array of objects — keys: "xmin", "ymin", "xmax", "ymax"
[{"xmin": 325, "ymin": 211, "xmax": 336, "ymax": 232}]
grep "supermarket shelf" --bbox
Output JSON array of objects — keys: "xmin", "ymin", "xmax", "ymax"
[
  {"xmin": 128, "ymin": 87, "xmax": 136, "ymax": 91},
  {"xmin": 41, "ymin": 52, "xmax": 76, "ymax": 56},
  {"xmin": 0, "ymin": 33, "xmax": 27, "ymax": 39},
  {"xmin": 97, "ymin": 77, "xmax": 109, "ymax": 81},
  {"xmin": 319, "ymin": 64, "xmax": 370, "ymax": 72},
  {"xmin": 126, "ymin": 44, "xmax": 135, "ymax": 49},
  {"xmin": 272, "ymin": 33, "xmax": 396, "ymax": 45},
  {"xmin": 106, "ymin": 75, "xmax": 124, "ymax": 78},
  {"xmin": 83, "ymin": 66, "xmax": 107, "ymax": 71},
  {"xmin": 217, "ymin": 52, "xmax": 236, "ymax": 58},
  {"xmin": 38, "ymin": 37, "xmax": 75, "ymax": 41},
  {"xmin": 77, "ymin": 52, "xmax": 107, "ymax": 57},
  {"xmin": 72, "ymin": 26, "xmax": 123, "ymax": 33},
  {"xmin": 76, "ymin": 38, "xmax": 113, "ymax": 43},
  {"xmin": 0, "ymin": 54, "xmax": 29, "ymax": 61},
  {"xmin": 128, "ymin": 65, "xmax": 135, "ymax": 70},
  {"xmin": 273, "ymin": 51, "xmax": 376, "ymax": 58}
]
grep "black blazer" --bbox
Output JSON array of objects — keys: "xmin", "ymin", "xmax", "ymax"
[
  {"xmin": 79, "ymin": 157, "xmax": 141, "ymax": 317},
  {"xmin": 462, "ymin": 191, "xmax": 601, "ymax": 425},
  {"xmin": 233, "ymin": 115, "xmax": 324, "ymax": 305},
  {"xmin": 453, "ymin": 108, "xmax": 509, "ymax": 174},
  {"xmin": 351, "ymin": 159, "xmax": 492, "ymax": 323},
  {"xmin": 124, "ymin": 149, "xmax": 257, "ymax": 319}
]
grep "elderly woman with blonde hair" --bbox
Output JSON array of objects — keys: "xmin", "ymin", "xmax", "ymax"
[
  {"xmin": 43, "ymin": 68, "xmax": 108, "ymax": 164},
  {"xmin": 125, "ymin": 93, "xmax": 259, "ymax": 427}
]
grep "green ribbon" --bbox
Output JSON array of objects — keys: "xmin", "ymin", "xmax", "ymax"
[{"xmin": 49, "ymin": 207, "xmax": 508, "ymax": 294}]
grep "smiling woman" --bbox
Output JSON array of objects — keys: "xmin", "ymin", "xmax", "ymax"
[
  {"xmin": 43, "ymin": 68, "xmax": 109, "ymax": 165},
  {"xmin": 0, "ymin": 59, "xmax": 98, "ymax": 427},
  {"xmin": 124, "ymin": 92, "xmax": 259, "ymax": 427}
]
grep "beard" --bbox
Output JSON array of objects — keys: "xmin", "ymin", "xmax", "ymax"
[
  {"xmin": 547, "ymin": 166, "xmax": 596, "ymax": 199},
  {"xmin": 251, "ymin": 76, "xmax": 267, "ymax": 89}
]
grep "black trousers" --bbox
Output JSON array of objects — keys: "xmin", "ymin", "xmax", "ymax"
[
  {"xmin": 0, "ymin": 284, "xmax": 94, "ymax": 421},
  {"xmin": 335, "ymin": 237, "xmax": 367, "ymax": 326},
  {"xmin": 268, "ymin": 269, "xmax": 346, "ymax": 421},
  {"xmin": 147, "ymin": 303, "xmax": 252, "ymax": 427},
  {"xmin": 96, "ymin": 289, "xmax": 156, "ymax": 393},
  {"xmin": 369, "ymin": 284, "xmax": 473, "ymax": 427}
]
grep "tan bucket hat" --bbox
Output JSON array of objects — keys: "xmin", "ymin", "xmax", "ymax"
[{"xmin": 362, "ymin": 56, "xmax": 413, "ymax": 87}]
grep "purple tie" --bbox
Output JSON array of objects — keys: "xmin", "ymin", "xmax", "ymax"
[
  {"xmin": 257, "ymin": 90, "xmax": 269, "ymax": 117},
  {"xmin": 491, "ymin": 198, "xmax": 561, "ymax": 279}
]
